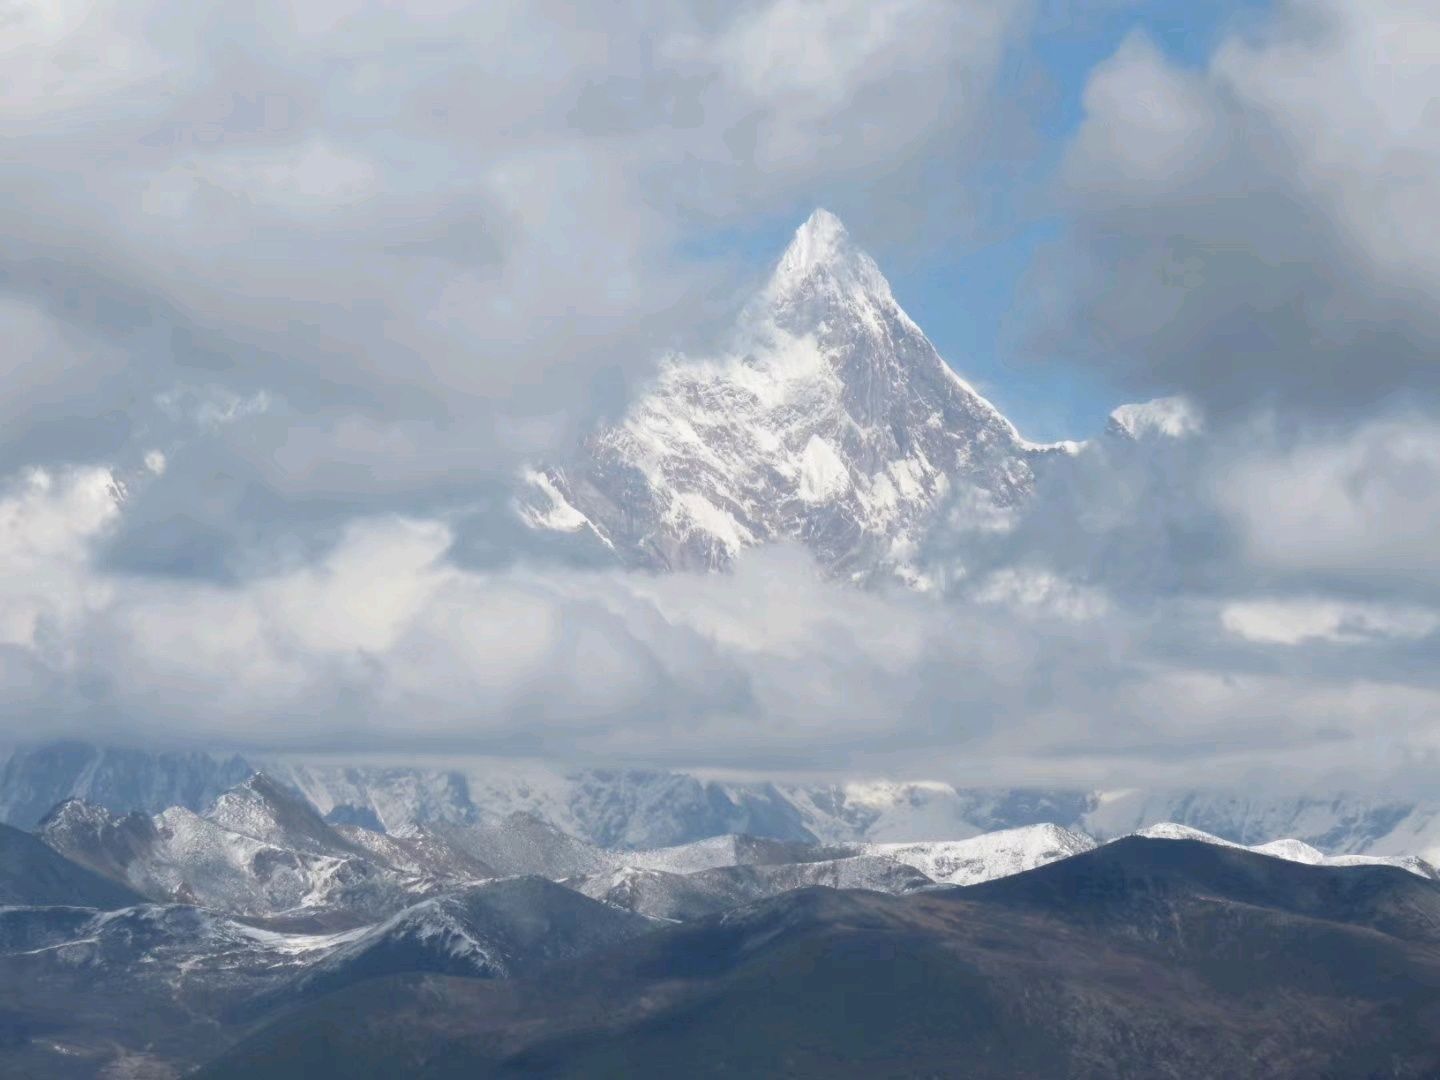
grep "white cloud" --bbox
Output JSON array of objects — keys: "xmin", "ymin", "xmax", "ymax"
[
  {"xmin": 1221, "ymin": 598, "xmax": 1440, "ymax": 645},
  {"xmin": 1066, "ymin": 33, "xmax": 1227, "ymax": 195},
  {"xmin": 1219, "ymin": 418, "xmax": 1440, "ymax": 584},
  {"xmin": 0, "ymin": 458, "xmax": 1434, "ymax": 790},
  {"xmin": 3, "ymin": 0, "xmax": 1440, "ymax": 799},
  {"xmin": 177, "ymin": 141, "xmax": 382, "ymax": 213},
  {"xmin": 0, "ymin": 466, "xmax": 122, "ymax": 650},
  {"xmin": 0, "ymin": 298, "xmax": 128, "ymax": 437},
  {"xmin": 1212, "ymin": 0, "xmax": 1440, "ymax": 297},
  {"xmin": 691, "ymin": 0, "xmax": 1017, "ymax": 174},
  {"xmin": 1039, "ymin": 0, "xmax": 1440, "ymax": 415},
  {"xmin": 155, "ymin": 386, "xmax": 272, "ymax": 429},
  {"xmin": 1108, "ymin": 396, "xmax": 1202, "ymax": 440},
  {"xmin": 0, "ymin": 0, "xmax": 175, "ymax": 129},
  {"xmin": 0, "ymin": 0, "xmax": 1031, "ymax": 498},
  {"xmin": 973, "ymin": 568, "xmax": 1111, "ymax": 622}
]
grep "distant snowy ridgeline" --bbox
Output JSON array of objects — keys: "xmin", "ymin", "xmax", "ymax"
[{"xmin": 7, "ymin": 742, "xmax": 1440, "ymax": 869}]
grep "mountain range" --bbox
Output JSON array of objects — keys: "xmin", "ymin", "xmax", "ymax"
[
  {"xmin": 198, "ymin": 839, "xmax": 1440, "ymax": 1079},
  {"xmin": 4, "ymin": 210, "xmax": 1437, "ymax": 1076},
  {"xmin": 4, "ymin": 760, "xmax": 1438, "ymax": 1076},
  {"xmin": 8, "ymin": 741, "xmax": 1440, "ymax": 869}
]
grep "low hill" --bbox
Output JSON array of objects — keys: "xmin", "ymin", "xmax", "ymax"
[{"xmin": 198, "ymin": 839, "xmax": 1440, "ymax": 1079}]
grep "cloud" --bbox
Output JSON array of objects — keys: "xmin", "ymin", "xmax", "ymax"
[
  {"xmin": 5, "ymin": 0, "xmax": 1440, "ymax": 799},
  {"xmin": 971, "ymin": 567, "xmax": 1112, "ymax": 622},
  {"xmin": 927, "ymin": 422, "xmax": 1238, "ymax": 603},
  {"xmin": 1218, "ymin": 417, "xmax": 1440, "ymax": 590},
  {"xmin": 0, "ymin": 0, "xmax": 1028, "ymax": 493},
  {"xmin": 0, "ymin": 0, "xmax": 1035, "ymax": 588},
  {"xmin": 3, "ymin": 457, "xmax": 1440, "ymax": 793},
  {"xmin": 959, "ymin": 3, "xmax": 1440, "ymax": 793},
  {"xmin": 0, "ymin": 466, "xmax": 123, "ymax": 651},
  {"xmin": 685, "ymin": 0, "xmax": 1015, "ymax": 178},
  {"xmin": 1221, "ymin": 598, "xmax": 1440, "ymax": 646},
  {"xmin": 1030, "ymin": 0, "xmax": 1440, "ymax": 419},
  {"xmin": 155, "ymin": 386, "xmax": 272, "ymax": 430}
]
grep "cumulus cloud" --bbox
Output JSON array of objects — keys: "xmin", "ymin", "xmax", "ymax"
[
  {"xmin": 1220, "ymin": 598, "xmax": 1440, "ymax": 646},
  {"xmin": 5, "ymin": 0, "xmax": 1440, "ymax": 797},
  {"xmin": 0, "ymin": 0, "xmax": 1036, "ymax": 586},
  {"xmin": 1218, "ymin": 417, "xmax": 1440, "ymax": 591},
  {"xmin": 1, "ymin": 458, "xmax": 1438, "ymax": 792},
  {"xmin": 936, "ymin": 2, "xmax": 1440, "ymax": 795},
  {"xmin": 1031, "ymin": 0, "xmax": 1440, "ymax": 418},
  {"xmin": 0, "ymin": 0, "xmax": 1027, "ymax": 485},
  {"xmin": 0, "ymin": 466, "xmax": 123, "ymax": 650}
]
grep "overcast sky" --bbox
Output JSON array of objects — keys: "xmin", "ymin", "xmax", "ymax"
[{"xmin": 4, "ymin": 0, "xmax": 1440, "ymax": 793}]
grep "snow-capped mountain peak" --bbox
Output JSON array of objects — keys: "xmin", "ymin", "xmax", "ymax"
[
  {"xmin": 1133, "ymin": 821, "xmax": 1242, "ymax": 847},
  {"xmin": 203, "ymin": 772, "xmax": 366, "ymax": 859},
  {"xmin": 773, "ymin": 208, "xmax": 850, "ymax": 278},
  {"xmin": 765, "ymin": 207, "xmax": 895, "ymax": 316},
  {"xmin": 521, "ymin": 209, "xmax": 1068, "ymax": 580}
]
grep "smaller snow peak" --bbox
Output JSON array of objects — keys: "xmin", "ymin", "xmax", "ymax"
[
  {"xmin": 39, "ymin": 797, "xmax": 114, "ymax": 830},
  {"xmin": 865, "ymin": 823, "xmax": 1097, "ymax": 886},
  {"xmin": 204, "ymin": 770, "xmax": 353, "ymax": 856},
  {"xmin": 1107, "ymin": 396, "xmax": 1202, "ymax": 441},
  {"xmin": 1127, "ymin": 823, "xmax": 1438, "ymax": 879},
  {"xmin": 517, "ymin": 468, "xmax": 616, "ymax": 550},
  {"xmin": 1132, "ymin": 822, "xmax": 1240, "ymax": 847},
  {"xmin": 231, "ymin": 772, "xmax": 299, "ymax": 809},
  {"xmin": 242, "ymin": 772, "xmax": 281, "ymax": 793}
]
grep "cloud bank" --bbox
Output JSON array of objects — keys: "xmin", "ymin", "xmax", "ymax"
[
  {"xmin": 0, "ymin": 0, "xmax": 1026, "ymax": 479},
  {"xmin": 3, "ymin": 453, "xmax": 1439, "ymax": 794},
  {"xmin": 3, "ymin": 0, "xmax": 1440, "ymax": 794}
]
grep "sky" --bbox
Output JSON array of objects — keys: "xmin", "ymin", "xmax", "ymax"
[{"xmin": 4, "ymin": 0, "xmax": 1440, "ymax": 794}]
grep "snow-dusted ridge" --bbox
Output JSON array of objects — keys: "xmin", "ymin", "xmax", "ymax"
[
  {"xmin": 862, "ymin": 823, "xmax": 1098, "ymax": 886},
  {"xmin": 21, "ymin": 773, "xmax": 1440, "ymax": 1028},
  {"xmin": 566, "ymin": 854, "xmax": 935, "ymax": 921},
  {"xmin": 38, "ymin": 777, "xmax": 484, "ymax": 918},
  {"xmin": 20, "ymin": 745, "xmax": 1440, "ymax": 871},
  {"xmin": 1132, "ymin": 821, "xmax": 1243, "ymax": 848},
  {"xmin": 1130, "ymin": 822, "xmax": 1439, "ymax": 879}
]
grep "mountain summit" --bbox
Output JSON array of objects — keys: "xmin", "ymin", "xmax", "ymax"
[
  {"xmin": 766, "ymin": 207, "xmax": 886, "ymax": 310},
  {"xmin": 521, "ymin": 209, "xmax": 1071, "ymax": 581}
]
